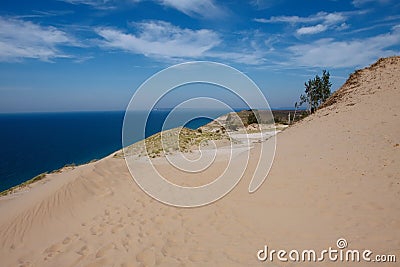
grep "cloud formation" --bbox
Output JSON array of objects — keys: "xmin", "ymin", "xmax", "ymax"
[
  {"xmin": 288, "ymin": 26, "xmax": 400, "ymax": 68},
  {"xmin": 61, "ymin": 0, "xmax": 224, "ymax": 18},
  {"xmin": 0, "ymin": 16, "xmax": 79, "ymax": 62},
  {"xmin": 296, "ymin": 24, "xmax": 328, "ymax": 35},
  {"xmin": 95, "ymin": 20, "xmax": 220, "ymax": 59},
  {"xmin": 158, "ymin": 0, "xmax": 224, "ymax": 18},
  {"xmin": 95, "ymin": 21, "xmax": 269, "ymax": 65},
  {"xmin": 255, "ymin": 11, "xmax": 346, "ymax": 25},
  {"xmin": 255, "ymin": 11, "xmax": 356, "ymax": 36}
]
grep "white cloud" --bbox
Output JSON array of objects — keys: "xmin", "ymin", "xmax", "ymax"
[
  {"xmin": 253, "ymin": 18, "xmax": 269, "ymax": 23},
  {"xmin": 14, "ymin": 10, "xmax": 75, "ymax": 19},
  {"xmin": 288, "ymin": 27, "xmax": 400, "ymax": 68},
  {"xmin": 95, "ymin": 20, "xmax": 220, "ymax": 59},
  {"xmin": 255, "ymin": 11, "xmax": 346, "ymax": 25},
  {"xmin": 0, "ymin": 16, "xmax": 79, "ymax": 62},
  {"xmin": 158, "ymin": 0, "xmax": 224, "ymax": 18},
  {"xmin": 95, "ymin": 21, "xmax": 269, "ymax": 65},
  {"xmin": 323, "ymin": 13, "xmax": 346, "ymax": 25},
  {"xmin": 255, "ymin": 11, "xmax": 364, "ymax": 36},
  {"xmin": 296, "ymin": 24, "xmax": 328, "ymax": 35},
  {"xmin": 62, "ymin": 0, "xmax": 224, "ymax": 17}
]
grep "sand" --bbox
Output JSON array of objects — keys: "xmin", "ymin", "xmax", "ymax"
[{"xmin": 0, "ymin": 56, "xmax": 399, "ymax": 266}]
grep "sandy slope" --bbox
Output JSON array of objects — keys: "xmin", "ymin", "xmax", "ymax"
[{"xmin": 0, "ymin": 56, "xmax": 399, "ymax": 267}]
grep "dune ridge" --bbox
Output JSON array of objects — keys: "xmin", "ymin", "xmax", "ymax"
[{"xmin": 0, "ymin": 56, "xmax": 399, "ymax": 266}]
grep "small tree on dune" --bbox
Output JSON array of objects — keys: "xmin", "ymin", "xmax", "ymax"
[
  {"xmin": 299, "ymin": 70, "xmax": 332, "ymax": 113},
  {"xmin": 321, "ymin": 70, "xmax": 332, "ymax": 103}
]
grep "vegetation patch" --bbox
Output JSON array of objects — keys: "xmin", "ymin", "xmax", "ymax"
[
  {"xmin": 0, "ymin": 172, "xmax": 47, "ymax": 196},
  {"xmin": 115, "ymin": 126, "xmax": 230, "ymax": 159}
]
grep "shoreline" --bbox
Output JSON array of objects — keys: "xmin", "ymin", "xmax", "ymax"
[
  {"xmin": 0, "ymin": 109, "xmax": 295, "ymax": 193},
  {"xmin": 0, "ymin": 121, "xmax": 286, "ymax": 197}
]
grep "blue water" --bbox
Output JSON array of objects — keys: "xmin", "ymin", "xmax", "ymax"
[{"xmin": 0, "ymin": 110, "xmax": 223, "ymax": 192}]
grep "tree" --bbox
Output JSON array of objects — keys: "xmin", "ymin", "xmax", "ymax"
[
  {"xmin": 299, "ymin": 70, "xmax": 332, "ymax": 113},
  {"xmin": 321, "ymin": 70, "xmax": 332, "ymax": 103},
  {"xmin": 247, "ymin": 110, "xmax": 258, "ymax": 125}
]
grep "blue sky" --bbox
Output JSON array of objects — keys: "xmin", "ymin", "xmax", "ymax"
[{"xmin": 0, "ymin": 0, "xmax": 399, "ymax": 112}]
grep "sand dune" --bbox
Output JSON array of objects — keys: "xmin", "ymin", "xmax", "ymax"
[{"xmin": 0, "ymin": 56, "xmax": 399, "ymax": 266}]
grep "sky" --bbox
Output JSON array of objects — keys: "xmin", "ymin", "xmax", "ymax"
[{"xmin": 0, "ymin": 0, "xmax": 399, "ymax": 112}]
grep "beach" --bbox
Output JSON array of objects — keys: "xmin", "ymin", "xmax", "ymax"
[{"xmin": 0, "ymin": 56, "xmax": 399, "ymax": 266}]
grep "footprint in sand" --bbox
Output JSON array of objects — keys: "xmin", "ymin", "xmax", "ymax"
[
  {"xmin": 76, "ymin": 245, "xmax": 90, "ymax": 256},
  {"xmin": 121, "ymin": 237, "xmax": 131, "ymax": 252},
  {"xmin": 43, "ymin": 243, "xmax": 63, "ymax": 259},
  {"xmin": 62, "ymin": 236, "xmax": 72, "ymax": 245},
  {"xmin": 127, "ymin": 210, "xmax": 137, "ymax": 218},
  {"xmin": 18, "ymin": 260, "xmax": 33, "ymax": 267},
  {"xmin": 90, "ymin": 225, "xmax": 103, "ymax": 236},
  {"xmin": 95, "ymin": 243, "xmax": 115, "ymax": 258},
  {"xmin": 150, "ymin": 238, "xmax": 164, "ymax": 248},
  {"xmin": 111, "ymin": 223, "xmax": 124, "ymax": 234}
]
